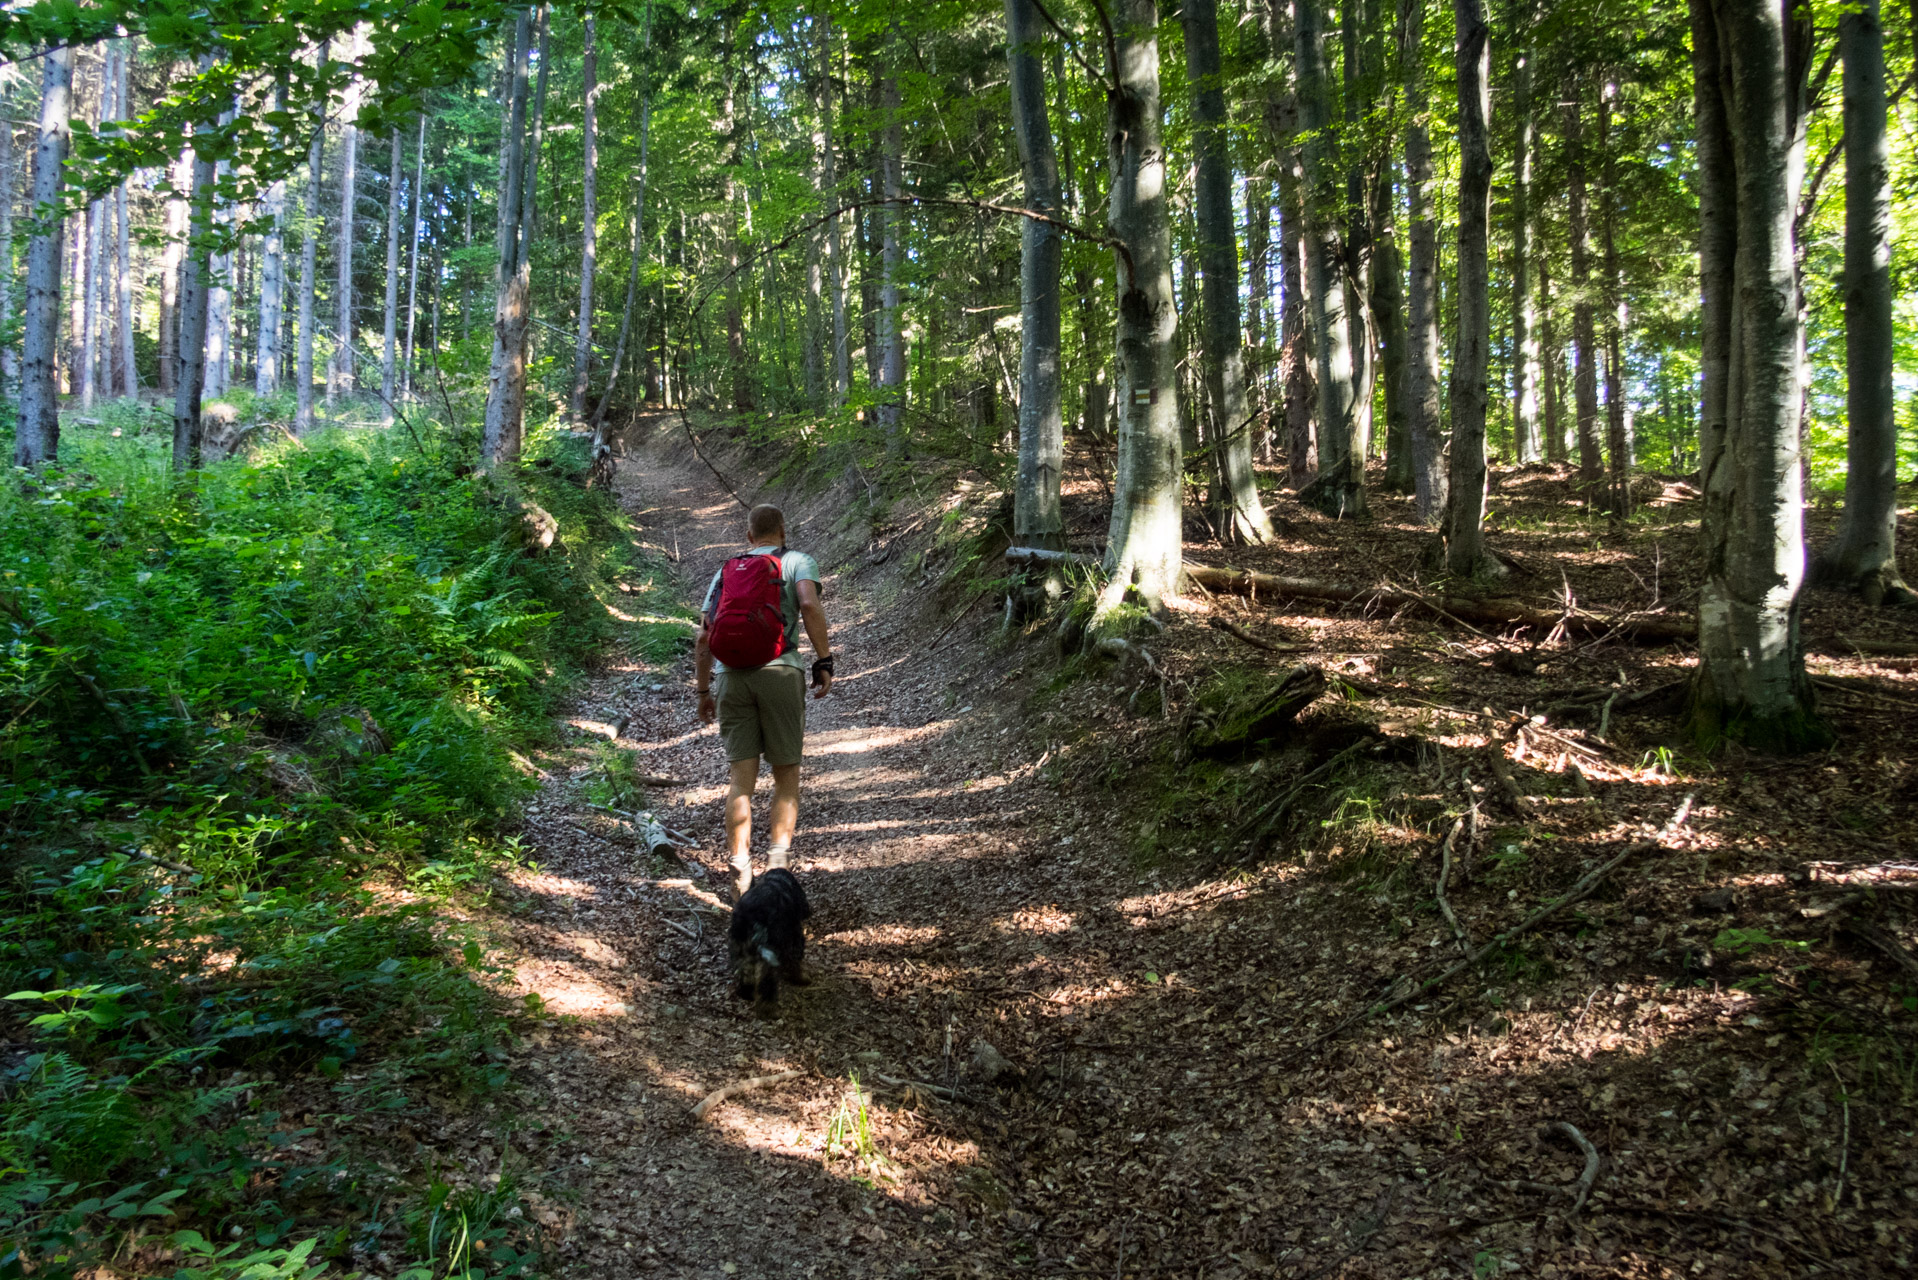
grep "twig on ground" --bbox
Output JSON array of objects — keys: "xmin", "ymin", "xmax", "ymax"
[
  {"xmin": 1845, "ymin": 920, "xmax": 1918, "ymax": 984},
  {"xmin": 1545, "ymin": 1121, "xmax": 1601, "ymax": 1214},
  {"xmin": 1829, "ymin": 1061, "xmax": 1850, "ymax": 1211},
  {"xmin": 1595, "ymin": 690, "xmax": 1620, "ymax": 740},
  {"xmin": 690, "ymin": 1069, "xmax": 805, "ymax": 1121},
  {"xmin": 1207, "ymin": 616, "xmax": 1308, "ymax": 654},
  {"xmin": 124, "ymin": 846, "xmax": 198, "ymax": 877},
  {"xmin": 1435, "ymin": 818, "xmax": 1470, "ymax": 953},
  {"xmin": 662, "ymin": 916, "xmax": 700, "ymax": 942},
  {"xmin": 1292, "ymin": 793, "xmax": 1697, "ymax": 1056},
  {"xmin": 873, "ymin": 1072, "xmax": 967, "ymax": 1102}
]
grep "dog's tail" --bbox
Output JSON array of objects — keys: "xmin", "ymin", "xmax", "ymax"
[{"xmin": 749, "ymin": 922, "xmax": 779, "ymax": 967}]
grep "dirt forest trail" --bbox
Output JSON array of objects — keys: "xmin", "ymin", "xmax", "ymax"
[{"xmin": 463, "ymin": 425, "xmax": 1900, "ymax": 1280}]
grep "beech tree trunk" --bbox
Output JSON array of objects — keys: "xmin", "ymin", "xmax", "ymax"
[
  {"xmin": 1101, "ymin": 0, "xmax": 1183, "ymax": 611},
  {"xmin": 1185, "ymin": 0, "xmax": 1273, "ymax": 543},
  {"xmin": 296, "ymin": 47, "xmax": 327, "ymax": 432},
  {"xmin": 482, "ymin": 7, "xmax": 548, "ymax": 468},
  {"xmin": 1444, "ymin": 0, "xmax": 1498, "ymax": 578},
  {"xmin": 876, "ymin": 69, "xmax": 906, "ymax": 455},
  {"xmin": 160, "ymin": 148, "xmax": 186, "ymax": 396},
  {"xmin": 1400, "ymin": 0, "xmax": 1445, "ymax": 522},
  {"xmin": 1245, "ymin": 176, "xmax": 1270, "ymax": 429},
  {"xmin": 82, "ymin": 198, "xmax": 101, "ymax": 409},
  {"xmin": 821, "ymin": 15, "xmax": 849, "ymax": 404},
  {"xmin": 590, "ymin": 2, "xmax": 653, "ymax": 455},
  {"xmin": 173, "ymin": 102, "xmax": 217, "ymax": 472},
  {"xmin": 569, "ymin": 14, "xmax": 599, "ymax": 425},
  {"xmin": 1567, "ymin": 90, "xmax": 1603, "ymax": 491},
  {"xmin": 1813, "ymin": 0, "xmax": 1911, "ymax": 604},
  {"xmin": 1539, "ymin": 235, "xmax": 1565, "ymax": 461},
  {"xmin": 1294, "ymin": 0, "xmax": 1363, "ymax": 517},
  {"xmin": 203, "ymin": 109, "xmax": 233, "ymax": 399},
  {"xmin": 1510, "ymin": 10, "xmax": 1541, "ymax": 462},
  {"xmin": 1005, "ymin": 0, "xmax": 1065, "ymax": 548},
  {"xmin": 1374, "ymin": 156, "xmax": 1410, "ymax": 493},
  {"xmin": 1689, "ymin": 0, "xmax": 1823, "ymax": 752},
  {"xmin": 16, "ymin": 47, "xmax": 72, "ymax": 470},
  {"xmin": 380, "ymin": 127, "xmax": 402, "ymax": 418}
]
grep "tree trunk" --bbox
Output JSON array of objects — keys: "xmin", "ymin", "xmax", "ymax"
[
  {"xmin": 1444, "ymin": 0, "xmax": 1499, "ymax": 578},
  {"xmin": 1688, "ymin": 0, "xmax": 1823, "ymax": 752},
  {"xmin": 1101, "ymin": 0, "xmax": 1183, "ymax": 611},
  {"xmin": 1341, "ymin": 0, "xmax": 1373, "ymax": 466},
  {"xmin": 1005, "ymin": 0, "xmax": 1065, "ymax": 549},
  {"xmin": 1275, "ymin": 93, "xmax": 1315, "ymax": 484},
  {"xmin": 590, "ymin": 2, "xmax": 653, "ymax": 455},
  {"xmin": 821, "ymin": 15, "xmax": 849, "ymax": 405},
  {"xmin": 1184, "ymin": 0, "xmax": 1273, "ymax": 543},
  {"xmin": 876, "ymin": 68, "xmax": 906, "ymax": 455},
  {"xmin": 1539, "ymin": 249, "xmax": 1565, "ymax": 462},
  {"xmin": 1812, "ymin": 0, "xmax": 1910, "ymax": 604},
  {"xmin": 112, "ymin": 43, "xmax": 134, "ymax": 398},
  {"xmin": 1599, "ymin": 82, "xmax": 1633, "ymax": 515},
  {"xmin": 16, "ymin": 47, "xmax": 72, "ymax": 469},
  {"xmin": 482, "ymin": 6, "xmax": 548, "ymax": 468},
  {"xmin": 173, "ymin": 106, "xmax": 217, "ymax": 472},
  {"xmin": 159, "ymin": 149, "xmax": 186, "ymax": 396},
  {"xmin": 330, "ymin": 33, "xmax": 362, "ymax": 403},
  {"xmin": 1374, "ymin": 155, "xmax": 1410, "ymax": 493},
  {"xmin": 402, "ymin": 115, "xmax": 425, "ymax": 401},
  {"xmin": 296, "ymin": 45, "xmax": 327, "ymax": 432},
  {"xmin": 204, "ymin": 104, "xmax": 234, "ymax": 399},
  {"xmin": 255, "ymin": 84, "xmax": 288, "ymax": 397},
  {"xmin": 0, "ymin": 81, "xmax": 14, "ymax": 396},
  {"xmin": 569, "ymin": 13, "xmax": 599, "ymax": 425},
  {"xmin": 1510, "ymin": 9, "xmax": 1541, "ymax": 462},
  {"xmin": 1245, "ymin": 175, "xmax": 1270, "ymax": 429},
  {"xmin": 380, "ymin": 126, "xmax": 402, "ymax": 418},
  {"xmin": 1293, "ymin": 0, "xmax": 1363, "ymax": 517},
  {"xmin": 1400, "ymin": 0, "xmax": 1446, "ymax": 522},
  {"xmin": 82, "ymin": 197, "xmax": 101, "ymax": 409},
  {"xmin": 1566, "ymin": 89, "xmax": 1603, "ymax": 491}
]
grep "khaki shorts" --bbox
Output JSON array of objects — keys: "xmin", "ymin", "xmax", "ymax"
[{"xmin": 716, "ymin": 663, "xmax": 807, "ymax": 766}]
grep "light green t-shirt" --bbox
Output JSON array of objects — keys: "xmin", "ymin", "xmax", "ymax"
[{"xmin": 702, "ymin": 546, "xmax": 822, "ymax": 672}]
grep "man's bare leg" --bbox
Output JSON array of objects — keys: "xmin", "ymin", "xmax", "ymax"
[
  {"xmin": 766, "ymin": 763, "xmax": 801, "ymax": 868},
  {"xmin": 726, "ymin": 757, "xmax": 760, "ymax": 897}
]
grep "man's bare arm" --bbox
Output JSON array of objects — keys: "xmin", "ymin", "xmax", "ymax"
[{"xmin": 796, "ymin": 580, "xmax": 832, "ymax": 697}]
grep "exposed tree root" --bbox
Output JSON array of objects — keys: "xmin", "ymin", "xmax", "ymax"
[{"xmin": 690, "ymin": 1069, "xmax": 805, "ymax": 1121}]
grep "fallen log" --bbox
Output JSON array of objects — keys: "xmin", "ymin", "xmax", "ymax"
[{"xmin": 1003, "ymin": 548, "xmax": 1695, "ymax": 643}]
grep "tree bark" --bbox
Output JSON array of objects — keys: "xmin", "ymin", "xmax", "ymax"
[
  {"xmin": 380, "ymin": 126, "xmax": 402, "ymax": 418},
  {"xmin": 82, "ymin": 202, "xmax": 101, "ymax": 409},
  {"xmin": 160, "ymin": 148, "xmax": 187, "ymax": 396},
  {"xmin": 482, "ymin": 6, "xmax": 548, "ymax": 468},
  {"xmin": 329, "ymin": 49, "xmax": 361, "ymax": 403},
  {"xmin": 1400, "ymin": 0, "xmax": 1445, "ymax": 522},
  {"xmin": 173, "ymin": 100, "xmax": 217, "ymax": 472},
  {"xmin": 1444, "ymin": 0, "xmax": 1499, "ymax": 579},
  {"xmin": 16, "ymin": 47, "xmax": 72, "ymax": 470},
  {"xmin": 590, "ymin": 3, "xmax": 653, "ymax": 458},
  {"xmin": 876, "ymin": 67, "xmax": 906, "ymax": 455},
  {"xmin": 1566, "ymin": 88, "xmax": 1603, "ymax": 491},
  {"xmin": 1184, "ymin": 0, "xmax": 1273, "ymax": 542},
  {"xmin": 569, "ymin": 13, "xmax": 599, "ymax": 425},
  {"xmin": 1005, "ymin": 0, "xmax": 1066, "ymax": 549},
  {"xmin": 402, "ymin": 114, "xmax": 425, "ymax": 401},
  {"xmin": 255, "ymin": 84, "xmax": 288, "ymax": 397},
  {"xmin": 1510, "ymin": 8, "xmax": 1541, "ymax": 462},
  {"xmin": 1539, "ymin": 235, "xmax": 1565, "ymax": 461},
  {"xmin": 113, "ymin": 43, "xmax": 134, "ymax": 398},
  {"xmin": 1101, "ymin": 0, "xmax": 1184, "ymax": 611},
  {"xmin": 1245, "ymin": 175, "xmax": 1270, "ymax": 431},
  {"xmin": 295, "ymin": 44, "xmax": 328, "ymax": 431},
  {"xmin": 821, "ymin": 15, "xmax": 849, "ymax": 405},
  {"xmin": 1293, "ymin": 0, "xmax": 1363, "ymax": 517},
  {"xmin": 0, "ymin": 82, "xmax": 14, "ymax": 396},
  {"xmin": 1599, "ymin": 81, "xmax": 1633, "ymax": 515},
  {"xmin": 1812, "ymin": 0, "xmax": 1911, "ymax": 604},
  {"xmin": 1374, "ymin": 155, "xmax": 1410, "ymax": 492},
  {"xmin": 1689, "ymin": 0, "xmax": 1823, "ymax": 751}
]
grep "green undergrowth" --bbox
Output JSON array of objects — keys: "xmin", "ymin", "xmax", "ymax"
[{"xmin": 0, "ymin": 410, "xmax": 672, "ymax": 1277}]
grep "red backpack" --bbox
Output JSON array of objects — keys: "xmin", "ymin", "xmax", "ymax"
[{"xmin": 708, "ymin": 552, "xmax": 790, "ymax": 669}]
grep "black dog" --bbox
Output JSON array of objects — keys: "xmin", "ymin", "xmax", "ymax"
[{"xmin": 729, "ymin": 867, "xmax": 811, "ymax": 1010}]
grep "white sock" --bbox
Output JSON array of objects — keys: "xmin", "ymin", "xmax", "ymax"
[
  {"xmin": 766, "ymin": 842, "xmax": 790, "ymax": 870},
  {"xmin": 730, "ymin": 852, "xmax": 753, "ymax": 898}
]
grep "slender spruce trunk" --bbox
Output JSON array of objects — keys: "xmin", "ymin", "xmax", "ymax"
[
  {"xmin": 256, "ymin": 84, "xmax": 288, "ymax": 396},
  {"xmin": 402, "ymin": 115, "xmax": 425, "ymax": 401},
  {"xmin": 1294, "ymin": 0, "xmax": 1363, "ymax": 517},
  {"xmin": 295, "ymin": 48, "xmax": 327, "ymax": 431},
  {"xmin": 1185, "ymin": 0, "xmax": 1273, "ymax": 542},
  {"xmin": 1567, "ymin": 87, "xmax": 1603, "ymax": 491},
  {"xmin": 1400, "ymin": 0, "xmax": 1445, "ymax": 521},
  {"xmin": 1599, "ymin": 81, "xmax": 1633, "ymax": 514},
  {"xmin": 1101, "ymin": 0, "xmax": 1183, "ymax": 611},
  {"xmin": 1510, "ymin": 10, "xmax": 1541, "ymax": 461},
  {"xmin": 16, "ymin": 48, "xmax": 73, "ymax": 470},
  {"xmin": 113, "ymin": 43, "xmax": 135, "ymax": 397},
  {"xmin": 1812, "ymin": 0, "xmax": 1909, "ymax": 602},
  {"xmin": 330, "ymin": 38, "xmax": 361, "ymax": 403},
  {"xmin": 159, "ymin": 147, "xmax": 186, "ymax": 395},
  {"xmin": 379, "ymin": 126, "xmax": 403, "ymax": 418},
  {"xmin": 569, "ymin": 14, "xmax": 599, "ymax": 425},
  {"xmin": 1443, "ymin": 0, "xmax": 1499, "ymax": 577},
  {"xmin": 1689, "ymin": 0, "xmax": 1823, "ymax": 751}
]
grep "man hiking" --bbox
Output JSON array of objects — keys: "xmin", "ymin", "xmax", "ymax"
[{"xmin": 694, "ymin": 504, "xmax": 834, "ymax": 897}]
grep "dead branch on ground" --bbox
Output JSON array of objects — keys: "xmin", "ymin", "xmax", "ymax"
[{"xmin": 690, "ymin": 1069, "xmax": 805, "ymax": 1121}]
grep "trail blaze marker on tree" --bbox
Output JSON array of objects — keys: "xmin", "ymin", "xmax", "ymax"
[{"xmin": 1132, "ymin": 388, "xmax": 1156, "ymax": 406}]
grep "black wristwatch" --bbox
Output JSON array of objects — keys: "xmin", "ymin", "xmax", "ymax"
[{"xmin": 811, "ymin": 656, "xmax": 835, "ymax": 686}]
